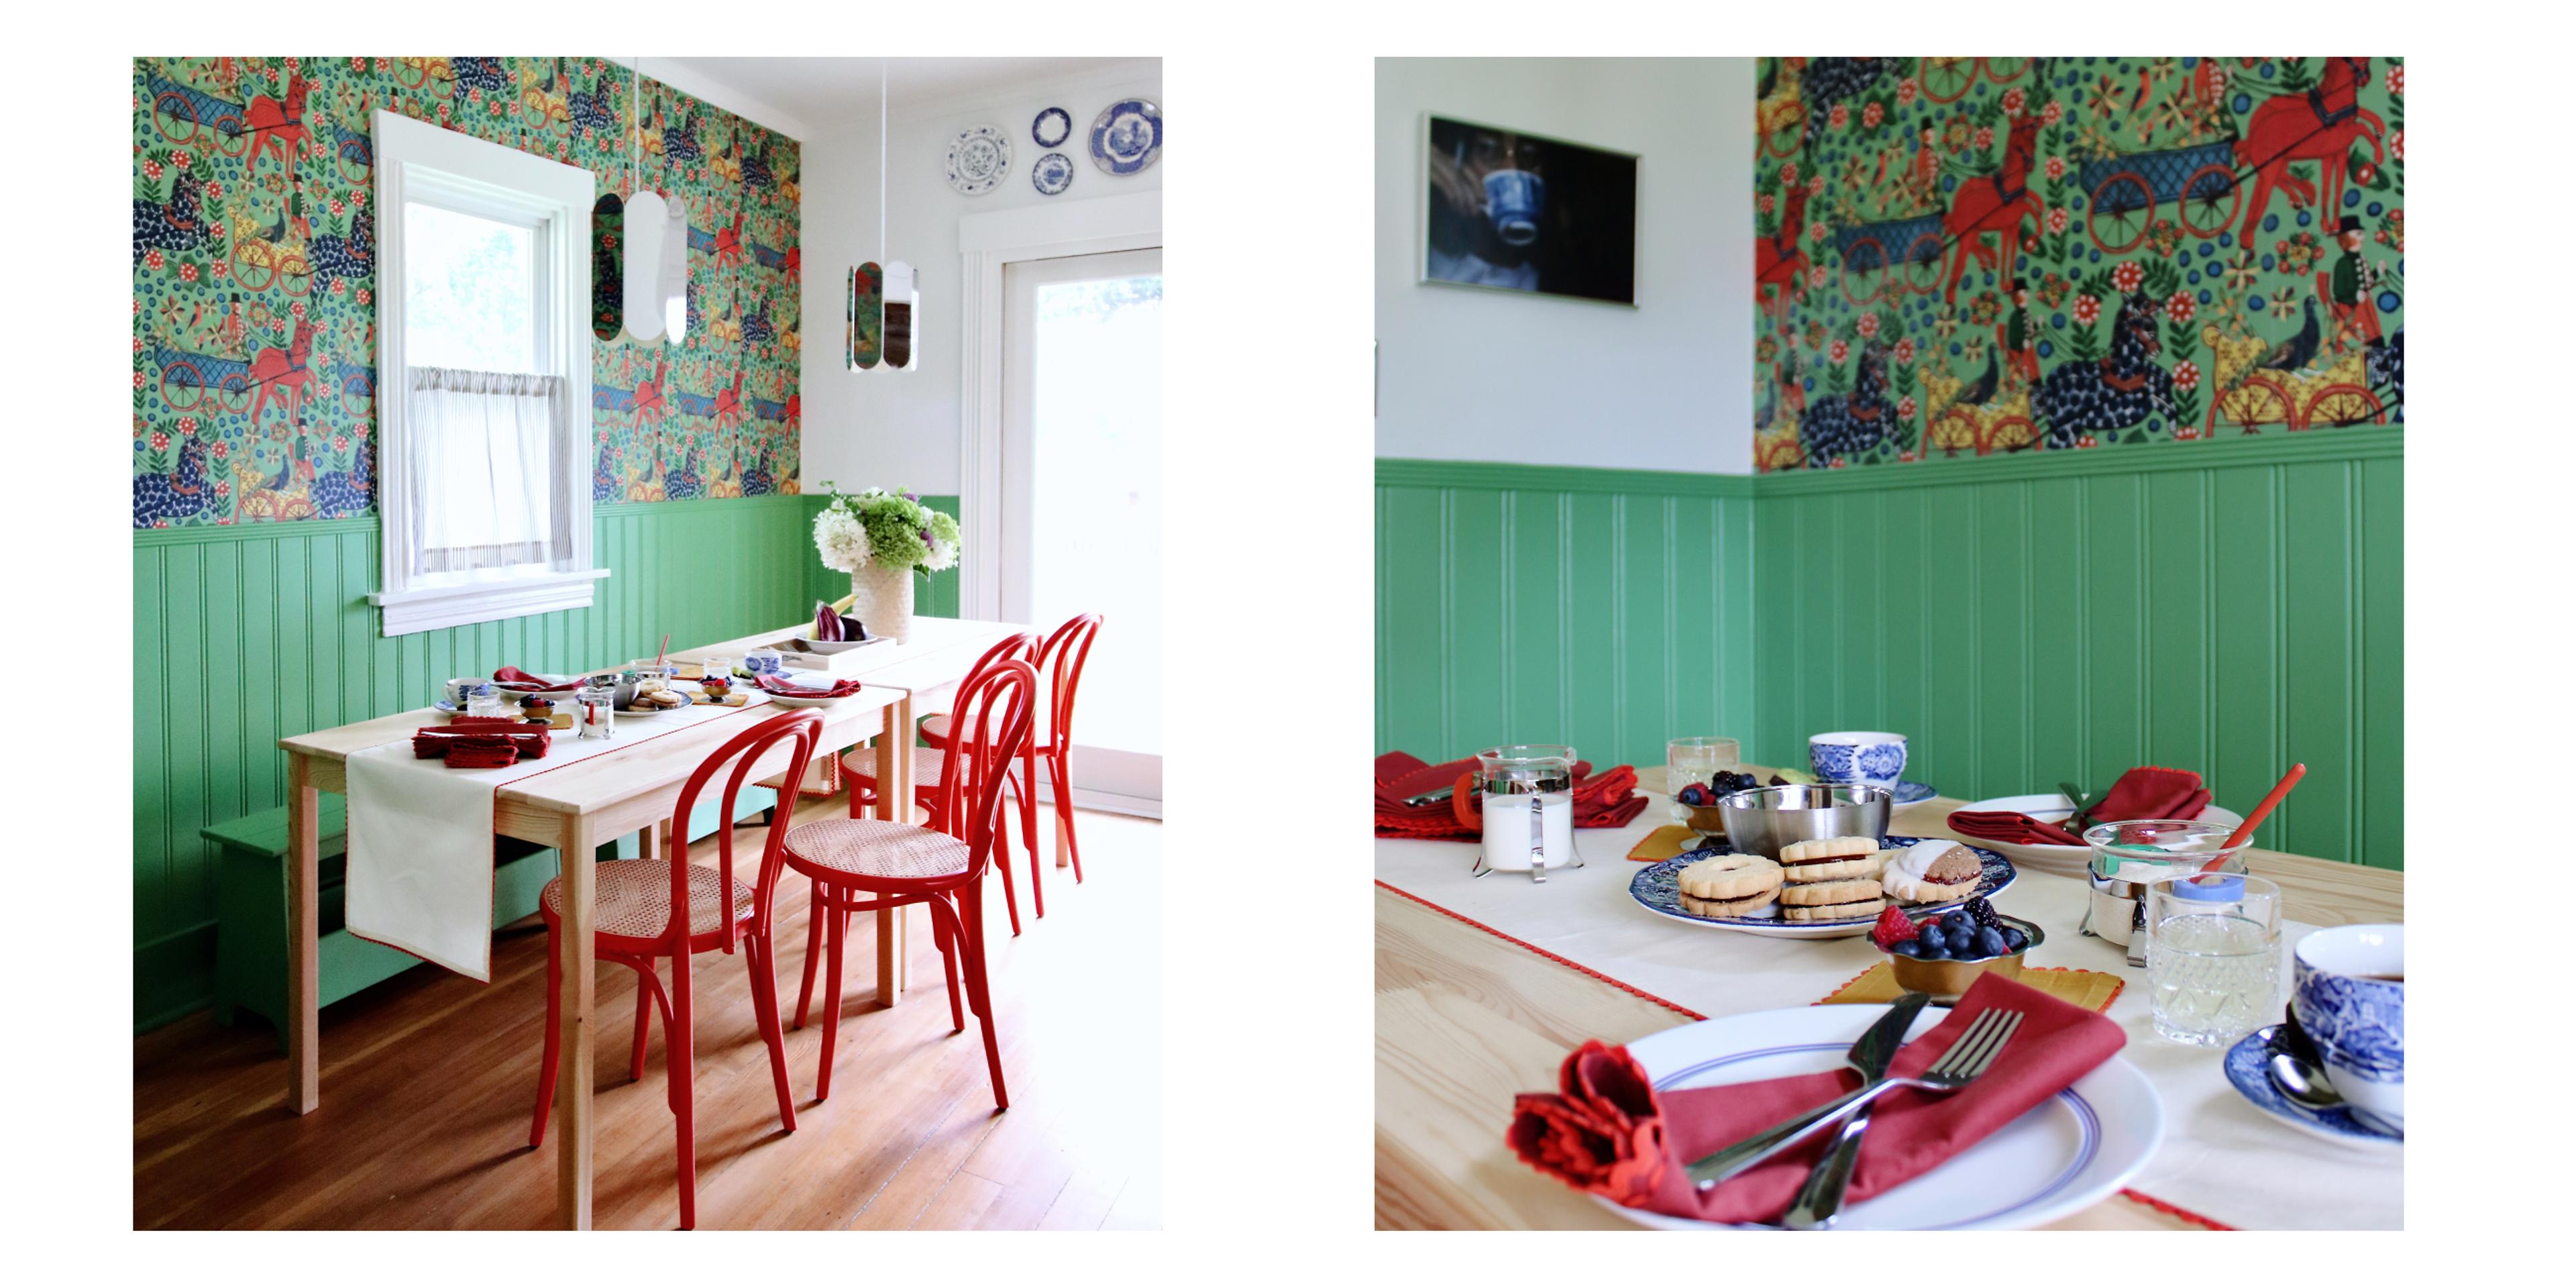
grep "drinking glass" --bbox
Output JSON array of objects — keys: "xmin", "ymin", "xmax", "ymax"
[
  {"xmin": 2142, "ymin": 872, "xmax": 2283, "ymax": 1046},
  {"xmin": 1666, "ymin": 737, "xmax": 1741, "ymax": 830}
]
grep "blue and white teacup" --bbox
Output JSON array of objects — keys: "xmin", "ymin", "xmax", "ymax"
[
  {"xmin": 1809, "ymin": 731, "xmax": 1908, "ymax": 790},
  {"xmin": 2292, "ymin": 924, "xmax": 2404, "ymax": 1132},
  {"xmin": 443, "ymin": 676, "xmax": 482, "ymax": 708},
  {"xmin": 1483, "ymin": 170, "xmax": 1546, "ymax": 246}
]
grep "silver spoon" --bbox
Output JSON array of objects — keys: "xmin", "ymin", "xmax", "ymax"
[{"xmin": 2265, "ymin": 1051, "xmax": 2348, "ymax": 1112}]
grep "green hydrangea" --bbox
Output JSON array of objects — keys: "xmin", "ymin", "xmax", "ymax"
[{"xmin": 812, "ymin": 482, "xmax": 961, "ymax": 576}]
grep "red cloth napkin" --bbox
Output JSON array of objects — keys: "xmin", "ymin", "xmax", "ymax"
[
  {"xmin": 413, "ymin": 722, "xmax": 550, "ymax": 763},
  {"xmin": 756, "ymin": 673, "xmax": 863, "ymax": 698},
  {"xmin": 1507, "ymin": 973, "xmax": 2126, "ymax": 1224},
  {"xmin": 1945, "ymin": 810, "xmax": 2087, "ymax": 847},
  {"xmin": 490, "ymin": 666, "xmax": 570, "ymax": 692},
  {"xmin": 2092, "ymin": 765, "xmax": 2209, "ymax": 822},
  {"xmin": 1373, "ymin": 751, "xmax": 1645, "ymax": 839}
]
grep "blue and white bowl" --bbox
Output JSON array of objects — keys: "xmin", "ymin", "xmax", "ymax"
[
  {"xmin": 1810, "ymin": 731, "xmax": 1908, "ymax": 789},
  {"xmin": 2291, "ymin": 924, "xmax": 2404, "ymax": 1132}
]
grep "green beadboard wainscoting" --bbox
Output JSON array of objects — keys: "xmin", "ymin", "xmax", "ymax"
[
  {"xmin": 129, "ymin": 493, "xmax": 915, "ymax": 1030},
  {"xmin": 1375, "ymin": 461, "xmax": 1760, "ymax": 780},
  {"xmin": 1377, "ymin": 427, "xmax": 2403, "ymax": 869}
]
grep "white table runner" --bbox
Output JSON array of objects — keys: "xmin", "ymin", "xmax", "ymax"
[
  {"xmin": 1376, "ymin": 792, "xmax": 2402, "ymax": 1230},
  {"xmin": 345, "ymin": 692, "xmax": 777, "ymax": 981}
]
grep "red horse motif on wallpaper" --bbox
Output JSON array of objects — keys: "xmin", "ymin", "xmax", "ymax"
[
  {"xmin": 2233, "ymin": 56, "xmax": 2385, "ymax": 248},
  {"xmin": 248, "ymin": 317, "xmax": 317, "ymax": 432},
  {"xmin": 1941, "ymin": 113, "xmax": 2042, "ymax": 304},
  {"xmin": 1754, "ymin": 182, "xmax": 1811, "ymax": 323},
  {"xmin": 712, "ymin": 368, "xmax": 746, "ymax": 431},
  {"xmin": 245, "ymin": 72, "xmax": 312, "ymax": 186}
]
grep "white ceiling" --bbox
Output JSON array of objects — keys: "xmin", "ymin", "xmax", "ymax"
[{"xmin": 643, "ymin": 57, "xmax": 1155, "ymax": 140}]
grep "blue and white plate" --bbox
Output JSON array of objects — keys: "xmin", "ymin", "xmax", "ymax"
[
  {"xmin": 1031, "ymin": 152, "xmax": 1075, "ymax": 196},
  {"xmin": 1032, "ymin": 105, "xmax": 1072, "ymax": 148},
  {"xmin": 945, "ymin": 125, "xmax": 1012, "ymax": 196},
  {"xmin": 2221, "ymin": 1030, "xmax": 2403, "ymax": 1152},
  {"xmin": 1892, "ymin": 780, "xmax": 1937, "ymax": 804},
  {"xmin": 614, "ymin": 690, "xmax": 694, "ymax": 716},
  {"xmin": 1630, "ymin": 836, "xmax": 2015, "ymax": 939},
  {"xmin": 1595, "ymin": 1004, "xmax": 2163, "ymax": 1230},
  {"xmin": 1089, "ymin": 97, "xmax": 1161, "ymax": 175}
]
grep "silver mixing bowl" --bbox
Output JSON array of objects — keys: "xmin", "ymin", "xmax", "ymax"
[{"xmin": 1715, "ymin": 783, "xmax": 1892, "ymax": 859}]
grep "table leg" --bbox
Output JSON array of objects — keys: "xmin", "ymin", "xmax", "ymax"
[
  {"xmin": 555, "ymin": 814, "xmax": 597, "ymax": 1230},
  {"xmin": 873, "ymin": 695, "xmax": 914, "ymax": 1005},
  {"xmin": 285, "ymin": 752, "xmax": 321, "ymax": 1114}
]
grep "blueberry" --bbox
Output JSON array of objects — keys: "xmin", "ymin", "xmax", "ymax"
[
  {"xmin": 1943, "ymin": 913, "xmax": 1971, "ymax": 933},
  {"xmin": 2002, "ymin": 928, "xmax": 2029, "ymax": 951},
  {"xmin": 1977, "ymin": 928, "xmax": 2008, "ymax": 958},
  {"xmin": 1915, "ymin": 938, "xmax": 1948, "ymax": 960},
  {"xmin": 1892, "ymin": 939, "xmax": 1923, "ymax": 957}
]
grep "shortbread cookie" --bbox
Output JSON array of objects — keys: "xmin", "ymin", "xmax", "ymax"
[
  {"xmin": 1781, "ymin": 850, "xmax": 1890, "ymax": 883},
  {"xmin": 1676, "ymin": 853, "xmax": 1783, "ymax": 902},
  {"xmin": 1778, "ymin": 837, "xmax": 1879, "ymax": 865},
  {"xmin": 1777, "ymin": 877, "xmax": 1884, "ymax": 906},
  {"xmin": 1680, "ymin": 889, "xmax": 1780, "ymax": 918},
  {"xmin": 1782, "ymin": 898, "xmax": 1886, "ymax": 922}
]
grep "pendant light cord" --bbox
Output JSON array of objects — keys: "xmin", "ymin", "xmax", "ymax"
[{"xmin": 879, "ymin": 58, "xmax": 888, "ymax": 267}]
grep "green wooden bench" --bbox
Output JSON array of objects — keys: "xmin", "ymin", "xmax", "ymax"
[{"xmin": 203, "ymin": 784, "xmax": 778, "ymax": 1051}]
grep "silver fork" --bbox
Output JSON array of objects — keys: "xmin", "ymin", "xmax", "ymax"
[{"xmin": 1689, "ymin": 1008, "xmax": 2027, "ymax": 1191}]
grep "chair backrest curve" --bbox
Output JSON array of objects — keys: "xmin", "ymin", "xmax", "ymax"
[
  {"xmin": 926, "ymin": 659, "xmax": 1038, "ymax": 883},
  {"xmin": 665, "ymin": 708, "xmax": 821, "ymax": 951}
]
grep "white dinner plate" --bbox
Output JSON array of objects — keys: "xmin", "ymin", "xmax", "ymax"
[
  {"xmin": 761, "ymin": 689, "xmax": 852, "ymax": 708},
  {"xmin": 1955, "ymin": 794, "xmax": 2243, "ymax": 879},
  {"xmin": 1589, "ymin": 1004, "xmax": 2163, "ymax": 1230}
]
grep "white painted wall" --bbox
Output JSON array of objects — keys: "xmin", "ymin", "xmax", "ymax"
[
  {"xmin": 800, "ymin": 61, "xmax": 1163, "ymax": 494},
  {"xmin": 1375, "ymin": 58, "xmax": 1754, "ymax": 474}
]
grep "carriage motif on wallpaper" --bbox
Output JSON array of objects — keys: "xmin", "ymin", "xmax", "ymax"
[
  {"xmin": 131, "ymin": 56, "xmax": 803, "ymax": 527},
  {"xmin": 1751, "ymin": 56, "xmax": 2402, "ymax": 472}
]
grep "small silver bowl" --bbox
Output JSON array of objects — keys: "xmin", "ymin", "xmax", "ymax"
[{"xmin": 1715, "ymin": 783, "xmax": 1892, "ymax": 859}]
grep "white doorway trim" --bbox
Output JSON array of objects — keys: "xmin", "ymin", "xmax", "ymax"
[{"xmin": 956, "ymin": 190, "xmax": 1161, "ymax": 619}]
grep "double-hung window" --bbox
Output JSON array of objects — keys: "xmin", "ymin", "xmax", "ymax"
[{"xmin": 368, "ymin": 109, "xmax": 605, "ymax": 635}]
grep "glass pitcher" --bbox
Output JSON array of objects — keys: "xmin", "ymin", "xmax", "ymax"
[{"xmin": 1466, "ymin": 745, "xmax": 1579, "ymax": 882}]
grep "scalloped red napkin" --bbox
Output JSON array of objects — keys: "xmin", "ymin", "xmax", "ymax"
[
  {"xmin": 756, "ymin": 674, "xmax": 863, "ymax": 698},
  {"xmin": 1506, "ymin": 974, "xmax": 2125, "ymax": 1224}
]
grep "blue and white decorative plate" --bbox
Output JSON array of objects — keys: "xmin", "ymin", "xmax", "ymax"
[
  {"xmin": 945, "ymin": 125, "xmax": 1012, "ymax": 196},
  {"xmin": 2222, "ymin": 1030, "xmax": 2403, "ymax": 1152},
  {"xmin": 1597, "ymin": 1005, "xmax": 2163, "ymax": 1230},
  {"xmin": 1031, "ymin": 152, "xmax": 1075, "ymax": 196},
  {"xmin": 1089, "ymin": 97, "xmax": 1162, "ymax": 175},
  {"xmin": 1032, "ymin": 106, "xmax": 1072, "ymax": 148},
  {"xmin": 1892, "ymin": 780, "xmax": 1937, "ymax": 804},
  {"xmin": 1629, "ymin": 836, "xmax": 2015, "ymax": 940}
]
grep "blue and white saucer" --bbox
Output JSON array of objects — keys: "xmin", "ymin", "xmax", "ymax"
[
  {"xmin": 1892, "ymin": 780, "xmax": 1936, "ymax": 804},
  {"xmin": 1089, "ymin": 97, "xmax": 1161, "ymax": 175},
  {"xmin": 1630, "ymin": 835, "xmax": 2015, "ymax": 939},
  {"xmin": 2221, "ymin": 1030, "xmax": 2403, "ymax": 1152},
  {"xmin": 1031, "ymin": 152, "xmax": 1074, "ymax": 195}
]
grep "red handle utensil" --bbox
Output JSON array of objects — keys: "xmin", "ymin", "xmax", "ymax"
[{"xmin": 2207, "ymin": 763, "xmax": 2304, "ymax": 869}]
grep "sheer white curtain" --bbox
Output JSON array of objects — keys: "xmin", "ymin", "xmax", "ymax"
[{"xmin": 404, "ymin": 366, "xmax": 564, "ymax": 578}]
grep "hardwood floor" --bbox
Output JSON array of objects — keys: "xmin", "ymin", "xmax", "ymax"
[{"xmin": 133, "ymin": 796, "xmax": 1163, "ymax": 1230}]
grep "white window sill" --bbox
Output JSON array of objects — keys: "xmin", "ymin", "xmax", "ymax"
[{"xmin": 370, "ymin": 568, "xmax": 611, "ymax": 636}]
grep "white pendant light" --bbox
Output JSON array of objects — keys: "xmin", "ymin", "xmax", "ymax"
[{"xmin": 621, "ymin": 59, "xmax": 688, "ymax": 346}]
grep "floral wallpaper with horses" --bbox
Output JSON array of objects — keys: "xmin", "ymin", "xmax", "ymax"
[
  {"xmin": 133, "ymin": 56, "xmax": 803, "ymax": 527},
  {"xmin": 1752, "ymin": 57, "xmax": 2402, "ymax": 472}
]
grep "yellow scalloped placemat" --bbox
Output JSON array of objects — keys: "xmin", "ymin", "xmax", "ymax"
[
  {"xmin": 1818, "ymin": 963, "xmax": 2125, "ymax": 1013},
  {"xmin": 1625, "ymin": 824, "xmax": 1703, "ymax": 863}
]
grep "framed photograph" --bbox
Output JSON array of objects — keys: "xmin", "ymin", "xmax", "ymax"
[{"xmin": 1417, "ymin": 113, "xmax": 1638, "ymax": 307}]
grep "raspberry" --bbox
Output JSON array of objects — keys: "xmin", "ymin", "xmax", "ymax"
[
  {"xmin": 1968, "ymin": 897, "xmax": 2003, "ymax": 930},
  {"xmin": 1870, "ymin": 906, "xmax": 1917, "ymax": 951}
]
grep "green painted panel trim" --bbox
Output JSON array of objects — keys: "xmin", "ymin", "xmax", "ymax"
[
  {"xmin": 1752, "ymin": 425, "xmax": 2402, "ymax": 495},
  {"xmin": 1375, "ymin": 458, "xmax": 1758, "ymax": 498}
]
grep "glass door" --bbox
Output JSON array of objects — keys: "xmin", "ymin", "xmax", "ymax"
[{"xmin": 1001, "ymin": 248, "xmax": 1163, "ymax": 810}]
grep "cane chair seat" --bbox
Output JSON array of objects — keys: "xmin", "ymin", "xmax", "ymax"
[
  {"xmin": 784, "ymin": 817, "xmax": 972, "ymax": 883},
  {"xmin": 539, "ymin": 859, "xmax": 755, "ymax": 940},
  {"xmin": 839, "ymin": 743, "xmax": 950, "ymax": 788}
]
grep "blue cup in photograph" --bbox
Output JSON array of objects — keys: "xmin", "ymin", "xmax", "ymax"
[
  {"xmin": 1483, "ymin": 169, "xmax": 1545, "ymax": 246},
  {"xmin": 1809, "ymin": 731, "xmax": 1908, "ymax": 789}
]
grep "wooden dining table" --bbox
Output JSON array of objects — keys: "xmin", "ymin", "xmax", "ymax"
[
  {"xmin": 1376, "ymin": 766, "xmax": 2405, "ymax": 1231},
  {"xmin": 277, "ymin": 615, "xmax": 1024, "ymax": 1229}
]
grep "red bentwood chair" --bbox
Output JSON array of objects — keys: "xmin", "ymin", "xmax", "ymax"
[
  {"xmin": 834, "ymin": 632, "xmax": 1042, "ymax": 932},
  {"xmin": 910, "ymin": 614, "xmax": 1103, "ymax": 902},
  {"xmin": 780, "ymin": 657, "xmax": 1038, "ymax": 1108},
  {"xmin": 526, "ymin": 708, "xmax": 820, "ymax": 1230}
]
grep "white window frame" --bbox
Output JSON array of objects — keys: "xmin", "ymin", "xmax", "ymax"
[
  {"xmin": 957, "ymin": 190, "xmax": 1161, "ymax": 619},
  {"xmin": 368, "ymin": 109, "xmax": 605, "ymax": 636}
]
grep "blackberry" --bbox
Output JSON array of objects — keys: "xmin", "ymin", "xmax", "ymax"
[{"xmin": 1968, "ymin": 896, "xmax": 2004, "ymax": 930}]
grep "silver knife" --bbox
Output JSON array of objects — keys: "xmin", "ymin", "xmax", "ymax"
[
  {"xmin": 1690, "ymin": 991, "xmax": 1934, "ymax": 1189},
  {"xmin": 1784, "ymin": 991, "xmax": 1932, "ymax": 1228}
]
